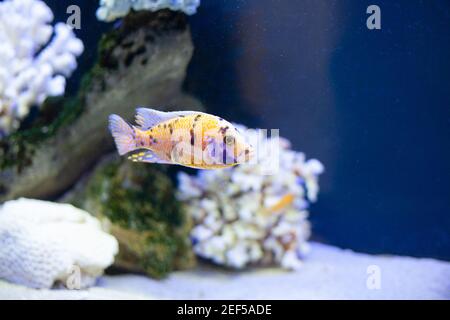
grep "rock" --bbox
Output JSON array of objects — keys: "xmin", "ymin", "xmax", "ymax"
[
  {"xmin": 0, "ymin": 198, "xmax": 118, "ymax": 289},
  {"xmin": 0, "ymin": 10, "xmax": 202, "ymax": 201},
  {"xmin": 63, "ymin": 154, "xmax": 196, "ymax": 279}
]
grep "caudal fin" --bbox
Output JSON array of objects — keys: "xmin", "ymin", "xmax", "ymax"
[{"xmin": 108, "ymin": 114, "xmax": 137, "ymax": 155}]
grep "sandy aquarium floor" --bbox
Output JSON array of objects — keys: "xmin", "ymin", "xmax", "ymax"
[{"xmin": 1, "ymin": 242, "xmax": 449, "ymax": 300}]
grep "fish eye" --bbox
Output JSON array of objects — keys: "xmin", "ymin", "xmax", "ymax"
[{"xmin": 224, "ymin": 135, "xmax": 235, "ymax": 145}]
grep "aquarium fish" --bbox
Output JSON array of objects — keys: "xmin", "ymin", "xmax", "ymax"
[{"xmin": 109, "ymin": 108, "xmax": 254, "ymax": 169}]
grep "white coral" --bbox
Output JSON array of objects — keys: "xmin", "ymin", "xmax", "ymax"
[
  {"xmin": 96, "ymin": 0, "xmax": 201, "ymax": 22},
  {"xmin": 178, "ymin": 125, "xmax": 324, "ymax": 270},
  {"xmin": 0, "ymin": 198, "xmax": 118, "ymax": 289},
  {"xmin": 0, "ymin": 0, "xmax": 84, "ymax": 137}
]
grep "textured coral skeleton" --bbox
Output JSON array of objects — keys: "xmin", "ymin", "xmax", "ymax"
[
  {"xmin": 0, "ymin": 0, "xmax": 83, "ymax": 137},
  {"xmin": 177, "ymin": 125, "xmax": 324, "ymax": 270},
  {"xmin": 0, "ymin": 198, "xmax": 118, "ymax": 289},
  {"xmin": 96, "ymin": 0, "xmax": 201, "ymax": 22}
]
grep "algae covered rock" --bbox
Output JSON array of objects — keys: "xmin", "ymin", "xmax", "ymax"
[
  {"xmin": 0, "ymin": 10, "xmax": 201, "ymax": 201},
  {"xmin": 69, "ymin": 155, "xmax": 195, "ymax": 278}
]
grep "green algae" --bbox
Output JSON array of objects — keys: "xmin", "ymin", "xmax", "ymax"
[{"xmin": 73, "ymin": 157, "xmax": 195, "ymax": 278}]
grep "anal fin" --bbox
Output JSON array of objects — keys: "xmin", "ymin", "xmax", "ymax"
[{"xmin": 127, "ymin": 149, "xmax": 171, "ymax": 164}]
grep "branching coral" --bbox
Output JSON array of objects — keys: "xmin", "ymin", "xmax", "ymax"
[
  {"xmin": 0, "ymin": 198, "xmax": 118, "ymax": 289},
  {"xmin": 0, "ymin": 0, "xmax": 83, "ymax": 137},
  {"xmin": 96, "ymin": 0, "xmax": 201, "ymax": 21},
  {"xmin": 177, "ymin": 125, "xmax": 324, "ymax": 270}
]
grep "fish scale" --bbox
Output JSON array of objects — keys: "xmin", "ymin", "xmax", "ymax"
[{"xmin": 137, "ymin": 114, "xmax": 219, "ymax": 163}]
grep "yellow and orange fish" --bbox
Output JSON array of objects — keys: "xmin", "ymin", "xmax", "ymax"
[{"xmin": 109, "ymin": 108, "xmax": 255, "ymax": 169}]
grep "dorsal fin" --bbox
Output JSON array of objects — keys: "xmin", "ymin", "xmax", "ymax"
[{"xmin": 135, "ymin": 108, "xmax": 202, "ymax": 130}]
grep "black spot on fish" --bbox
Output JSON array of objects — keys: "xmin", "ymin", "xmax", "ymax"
[
  {"xmin": 179, "ymin": 115, "xmax": 185, "ymax": 118},
  {"xmin": 222, "ymin": 148, "xmax": 227, "ymax": 164},
  {"xmin": 163, "ymin": 124, "xmax": 167, "ymax": 129},
  {"xmin": 190, "ymin": 129, "xmax": 194, "ymax": 145},
  {"xmin": 195, "ymin": 114, "xmax": 201, "ymax": 121},
  {"xmin": 154, "ymin": 138, "xmax": 158, "ymax": 143},
  {"xmin": 219, "ymin": 126, "xmax": 229, "ymax": 134}
]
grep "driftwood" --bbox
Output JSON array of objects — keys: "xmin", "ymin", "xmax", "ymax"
[{"xmin": 0, "ymin": 11, "xmax": 201, "ymax": 201}]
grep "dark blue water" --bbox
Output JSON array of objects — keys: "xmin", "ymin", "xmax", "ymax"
[
  {"xmin": 53, "ymin": 1, "xmax": 450, "ymax": 260},
  {"xmin": 186, "ymin": 0, "xmax": 450, "ymax": 260}
]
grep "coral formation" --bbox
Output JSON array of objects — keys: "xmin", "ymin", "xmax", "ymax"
[
  {"xmin": 0, "ymin": 198, "xmax": 118, "ymax": 289},
  {"xmin": 68, "ymin": 155, "xmax": 195, "ymax": 278},
  {"xmin": 0, "ymin": 11, "xmax": 202, "ymax": 201},
  {"xmin": 0, "ymin": 0, "xmax": 83, "ymax": 137},
  {"xmin": 177, "ymin": 125, "xmax": 324, "ymax": 270},
  {"xmin": 96, "ymin": 0, "xmax": 200, "ymax": 22}
]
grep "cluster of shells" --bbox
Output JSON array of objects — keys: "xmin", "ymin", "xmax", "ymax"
[{"xmin": 177, "ymin": 125, "xmax": 324, "ymax": 270}]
